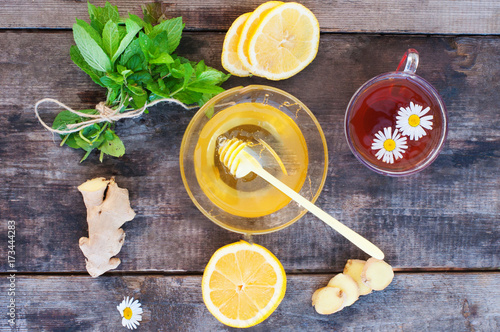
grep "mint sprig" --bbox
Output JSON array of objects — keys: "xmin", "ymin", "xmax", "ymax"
[{"xmin": 54, "ymin": 2, "xmax": 229, "ymax": 162}]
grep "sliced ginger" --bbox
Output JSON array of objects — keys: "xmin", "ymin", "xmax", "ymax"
[
  {"xmin": 327, "ymin": 273, "xmax": 359, "ymax": 307},
  {"xmin": 78, "ymin": 177, "xmax": 136, "ymax": 277},
  {"xmin": 361, "ymin": 258, "xmax": 394, "ymax": 291},
  {"xmin": 343, "ymin": 259, "xmax": 373, "ymax": 295},
  {"xmin": 312, "ymin": 258, "xmax": 394, "ymax": 315},
  {"xmin": 311, "ymin": 287, "xmax": 345, "ymax": 315}
]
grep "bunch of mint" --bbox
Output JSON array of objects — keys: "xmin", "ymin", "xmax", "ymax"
[{"xmin": 53, "ymin": 2, "xmax": 229, "ymax": 162}]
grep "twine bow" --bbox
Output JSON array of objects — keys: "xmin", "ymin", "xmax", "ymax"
[{"xmin": 34, "ymin": 98, "xmax": 197, "ymax": 135}]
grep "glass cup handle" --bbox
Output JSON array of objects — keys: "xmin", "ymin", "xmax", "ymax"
[{"xmin": 396, "ymin": 48, "xmax": 419, "ymax": 74}]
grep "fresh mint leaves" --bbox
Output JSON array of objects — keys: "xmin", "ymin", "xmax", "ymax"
[
  {"xmin": 54, "ymin": 2, "xmax": 229, "ymax": 162},
  {"xmin": 73, "ymin": 19, "xmax": 113, "ymax": 72}
]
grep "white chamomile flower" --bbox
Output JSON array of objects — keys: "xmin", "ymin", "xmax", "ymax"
[
  {"xmin": 371, "ymin": 127, "xmax": 408, "ymax": 164},
  {"xmin": 396, "ymin": 101, "xmax": 433, "ymax": 140},
  {"xmin": 117, "ymin": 297, "xmax": 143, "ymax": 330}
]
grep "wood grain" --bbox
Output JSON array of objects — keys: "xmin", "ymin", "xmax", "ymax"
[
  {"xmin": 0, "ymin": 0, "xmax": 499, "ymax": 34},
  {"xmin": 0, "ymin": 31, "xmax": 498, "ymax": 274},
  {"xmin": 1, "ymin": 273, "xmax": 498, "ymax": 331}
]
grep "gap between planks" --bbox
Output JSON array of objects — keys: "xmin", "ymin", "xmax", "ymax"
[
  {"xmin": 0, "ymin": 27, "xmax": 499, "ymax": 38},
  {"xmin": 1, "ymin": 268, "xmax": 498, "ymax": 278}
]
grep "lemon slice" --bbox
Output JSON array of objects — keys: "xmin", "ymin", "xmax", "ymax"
[
  {"xmin": 221, "ymin": 12, "xmax": 252, "ymax": 77},
  {"xmin": 248, "ymin": 2, "xmax": 320, "ymax": 80},
  {"xmin": 237, "ymin": 1, "xmax": 284, "ymax": 73},
  {"xmin": 202, "ymin": 241, "xmax": 286, "ymax": 328}
]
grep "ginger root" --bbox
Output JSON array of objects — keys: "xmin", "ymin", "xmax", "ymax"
[
  {"xmin": 361, "ymin": 258, "xmax": 394, "ymax": 291},
  {"xmin": 327, "ymin": 273, "xmax": 359, "ymax": 307},
  {"xmin": 78, "ymin": 177, "xmax": 136, "ymax": 277},
  {"xmin": 312, "ymin": 258, "xmax": 394, "ymax": 315},
  {"xmin": 312, "ymin": 287, "xmax": 345, "ymax": 315},
  {"xmin": 343, "ymin": 259, "xmax": 373, "ymax": 295}
]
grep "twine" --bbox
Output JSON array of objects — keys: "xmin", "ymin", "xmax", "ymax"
[{"xmin": 34, "ymin": 97, "xmax": 197, "ymax": 135}]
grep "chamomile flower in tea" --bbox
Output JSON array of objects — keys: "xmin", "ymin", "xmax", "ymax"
[
  {"xmin": 396, "ymin": 101, "xmax": 434, "ymax": 141},
  {"xmin": 371, "ymin": 127, "xmax": 408, "ymax": 164}
]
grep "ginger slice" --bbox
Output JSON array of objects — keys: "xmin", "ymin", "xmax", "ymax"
[
  {"xmin": 328, "ymin": 273, "xmax": 360, "ymax": 306},
  {"xmin": 78, "ymin": 178, "xmax": 136, "ymax": 277},
  {"xmin": 343, "ymin": 259, "xmax": 372, "ymax": 295},
  {"xmin": 361, "ymin": 258, "xmax": 394, "ymax": 291},
  {"xmin": 311, "ymin": 287, "xmax": 345, "ymax": 315}
]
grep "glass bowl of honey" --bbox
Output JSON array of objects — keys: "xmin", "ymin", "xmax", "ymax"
[{"xmin": 180, "ymin": 85, "xmax": 328, "ymax": 234}]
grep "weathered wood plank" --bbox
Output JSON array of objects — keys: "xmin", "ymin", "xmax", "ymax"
[
  {"xmin": 1, "ymin": 273, "xmax": 498, "ymax": 331},
  {"xmin": 0, "ymin": 0, "xmax": 499, "ymax": 35},
  {"xmin": 0, "ymin": 32, "xmax": 499, "ymax": 274}
]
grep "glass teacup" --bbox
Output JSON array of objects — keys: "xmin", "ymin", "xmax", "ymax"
[{"xmin": 344, "ymin": 49, "xmax": 448, "ymax": 176}]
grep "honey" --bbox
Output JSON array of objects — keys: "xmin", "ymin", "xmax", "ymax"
[{"xmin": 194, "ymin": 102, "xmax": 308, "ymax": 218}]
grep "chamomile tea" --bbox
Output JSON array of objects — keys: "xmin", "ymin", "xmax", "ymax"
[
  {"xmin": 347, "ymin": 75, "xmax": 446, "ymax": 171},
  {"xmin": 345, "ymin": 71, "xmax": 447, "ymax": 176}
]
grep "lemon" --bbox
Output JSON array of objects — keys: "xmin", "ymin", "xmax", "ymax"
[
  {"xmin": 202, "ymin": 241, "xmax": 286, "ymax": 328},
  {"xmin": 236, "ymin": 1, "xmax": 284, "ymax": 73},
  {"xmin": 248, "ymin": 2, "xmax": 320, "ymax": 80},
  {"xmin": 221, "ymin": 12, "xmax": 252, "ymax": 77}
]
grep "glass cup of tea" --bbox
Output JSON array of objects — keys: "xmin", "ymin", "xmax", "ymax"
[{"xmin": 344, "ymin": 49, "xmax": 448, "ymax": 176}]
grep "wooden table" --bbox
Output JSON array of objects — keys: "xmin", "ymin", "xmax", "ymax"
[{"xmin": 1, "ymin": 1, "xmax": 499, "ymax": 331}]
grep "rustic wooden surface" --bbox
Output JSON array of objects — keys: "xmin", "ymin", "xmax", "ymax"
[
  {"xmin": 0, "ymin": 0, "xmax": 499, "ymax": 331},
  {"xmin": 1, "ymin": 273, "xmax": 499, "ymax": 331},
  {"xmin": 1, "ymin": 0, "xmax": 500, "ymax": 34}
]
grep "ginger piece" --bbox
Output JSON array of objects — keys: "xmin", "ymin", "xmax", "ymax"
[
  {"xmin": 328, "ymin": 273, "xmax": 360, "ymax": 306},
  {"xmin": 361, "ymin": 258, "xmax": 394, "ymax": 291},
  {"xmin": 311, "ymin": 287, "xmax": 345, "ymax": 315},
  {"xmin": 78, "ymin": 177, "xmax": 109, "ymax": 207},
  {"xmin": 78, "ymin": 178, "xmax": 136, "ymax": 277},
  {"xmin": 343, "ymin": 259, "xmax": 372, "ymax": 295}
]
